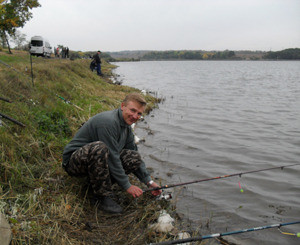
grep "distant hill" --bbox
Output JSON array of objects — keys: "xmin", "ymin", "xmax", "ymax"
[
  {"xmin": 263, "ymin": 48, "xmax": 300, "ymax": 59},
  {"xmin": 74, "ymin": 49, "xmax": 299, "ymax": 61},
  {"xmin": 106, "ymin": 50, "xmax": 267, "ymax": 60}
]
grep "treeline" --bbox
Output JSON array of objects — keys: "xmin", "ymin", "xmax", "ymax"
[
  {"xmin": 141, "ymin": 50, "xmax": 236, "ymax": 60},
  {"xmin": 51, "ymin": 48, "xmax": 300, "ymax": 61},
  {"xmin": 68, "ymin": 51, "xmax": 116, "ymax": 61},
  {"xmin": 263, "ymin": 48, "xmax": 300, "ymax": 60}
]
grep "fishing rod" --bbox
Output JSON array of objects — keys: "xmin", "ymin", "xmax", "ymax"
[
  {"xmin": 0, "ymin": 96, "xmax": 12, "ymax": 103},
  {"xmin": 54, "ymin": 93, "xmax": 83, "ymax": 111},
  {"xmin": 144, "ymin": 163, "xmax": 300, "ymax": 192},
  {"xmin": 0, "ymin": 59, "xmax": 83, "ymax": 110},
  {"xmin": 149, "ymin": 221, "xmax": 300, "ymax": 245},
  {"xmin": 0, "ymin": 58, "xmax": 33, "ymax": 86},
  {"xmin": 0, "ymin": 112, "xmax": 26, "ymax": 127},
  {"xmin": 0, "ymin": 59, "xmax": 25, "ymax": 74}
]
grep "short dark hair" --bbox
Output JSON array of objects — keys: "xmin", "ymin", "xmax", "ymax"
[{"xmin": 123, "ymin": 93, "xmax": 147, "ymax": 107}]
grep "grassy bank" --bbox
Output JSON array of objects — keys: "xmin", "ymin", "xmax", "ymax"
[{"xmin": 0, "ymin": 50, "xmax": 177, "ymax": 244}]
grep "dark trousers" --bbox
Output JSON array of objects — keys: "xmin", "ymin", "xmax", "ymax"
[
  {"xmin": 64, "ymin": 141, "xmax": 142, "ymax": 197},
  {"xmin": 96, "ymin": 63, "xmax": 102, "ymax": 75}
]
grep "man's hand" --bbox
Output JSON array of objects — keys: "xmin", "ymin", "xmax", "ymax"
[
  {"xmin": 126, "ymin": 185, "xmax": 143, "ymax": 198},
  {"xmin": 148, "ymin": 181, "xmax": 162, "ymax": 196}
]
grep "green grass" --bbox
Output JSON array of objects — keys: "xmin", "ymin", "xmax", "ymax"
[{"xmin": 0, "ymin": 50, "xmax": 182, "ymax": 245}]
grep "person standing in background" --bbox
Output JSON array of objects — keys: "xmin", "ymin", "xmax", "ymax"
[
  {"xmin": 66, "ymin": 47, "xmax": 69, "ymax": 58},
  {"xmin": 93, "ymin": 50, "xmax": 102, "ymax": 76},
  {"xmin": 56, "ymin": 47, "xmax": 60, "ymax": 58}
]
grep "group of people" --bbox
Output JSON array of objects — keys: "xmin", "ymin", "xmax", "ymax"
[
  {"xmin": 62, "ymin": 93, "xmax": 161, "ymax": 214},
  {"xmin": 54, "ymin": 46, "xmax": 69, "ymax": 58},
  {"xmin": 90, "ymin": 50, "xmax": 102, "ymax": 76}
]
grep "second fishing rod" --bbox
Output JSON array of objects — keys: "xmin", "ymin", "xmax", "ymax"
[{"xmin": 144, "ymin": 163, "xmax": 300, "ymax": 192}]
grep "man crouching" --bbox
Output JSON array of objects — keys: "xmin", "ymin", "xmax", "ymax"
[{"xmin": 62, "ymin": 93, "xmax": 161, "ymax": 213}]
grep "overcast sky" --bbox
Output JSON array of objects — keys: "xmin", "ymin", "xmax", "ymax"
[{"xmin": 21, "ymin": 0, "xmax": 300, "ymax": 52}]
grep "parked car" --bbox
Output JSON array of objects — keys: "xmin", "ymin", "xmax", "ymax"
[{"xmin": 29, "ymin": 36, "xmax": 52, "ymax": 57}]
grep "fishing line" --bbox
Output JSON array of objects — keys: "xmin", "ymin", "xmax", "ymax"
[
  {"xmin": 278, "ymin": 227, "xmax": 300, "ymax": 237},
  {"xmin": 149, "ymin": 221, "xmax": 300, "ymax": 245},
  {"xmin": 144, "ymin": 163, "xmax": 300, "ymax": 192}
]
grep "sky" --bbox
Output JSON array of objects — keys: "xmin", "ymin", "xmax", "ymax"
[{"xmin": 21, "ymin": 0, "xmax": 300, "ymax": 52}]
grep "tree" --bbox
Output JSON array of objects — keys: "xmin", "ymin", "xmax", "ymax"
[
  {"xmin": 10, "ymin": 30, "xmax": 27, "ymax": 49},
  {"xmin": 0, "ymin": 1, "xmax": 6, "ymax": 47},
  {"xmin": 0, "ymin": 0, "xmax": 40, "ymax": 53}
]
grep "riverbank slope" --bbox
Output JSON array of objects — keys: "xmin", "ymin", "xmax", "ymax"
[{"xmin": 0, "ymin": 50, "xmax": 169, "ymax": 244}]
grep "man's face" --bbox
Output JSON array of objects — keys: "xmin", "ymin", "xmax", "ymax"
[{"xmin": 121, "ymin": 100, "xmax": 145, "ymax": 125}]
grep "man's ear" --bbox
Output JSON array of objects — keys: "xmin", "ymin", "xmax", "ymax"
[{"xmin": 121, "ymin": 102, "xmax": 125, "ymax": 110}]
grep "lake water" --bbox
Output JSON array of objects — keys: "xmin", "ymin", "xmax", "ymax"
[{"xmin": 113, "ymin": 61, "xmax": 300, "ymax": 245}]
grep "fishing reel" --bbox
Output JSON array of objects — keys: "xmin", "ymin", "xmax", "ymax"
[{"xmin": 156, "ymin": 191, "xmax": 172, "ymax": 201}]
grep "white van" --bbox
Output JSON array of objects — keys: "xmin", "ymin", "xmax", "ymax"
[{"xmin": 30, "ymin": 36, "xmax": 52, "ymax": 57}]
